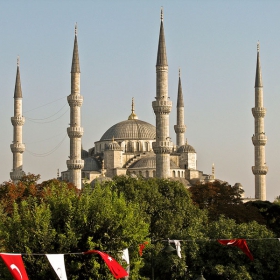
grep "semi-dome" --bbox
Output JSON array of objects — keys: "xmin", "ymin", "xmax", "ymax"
[
  {"xmin": 100, "ymin": 119, "xmax": 156, "ymax": 141},
  {"xmin": 129, "ymin": 156, "xmax": 179, "ymax": 169},
  {"xmin": 177, "ymin": 140, "xmax": 196, "ymax": 153}
]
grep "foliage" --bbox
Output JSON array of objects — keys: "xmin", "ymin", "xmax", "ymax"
[
  {"xmin": 188, "ymin": 180, "xmax": 266, "ymax": 225},
  {"xmin": 199, "ymin": 216, "xmax": 280, "ymax": 280},
  {"xmin": 1, "ymin": 175, "xmax": 280, "ymax": 279},
  {"xmin": 0, "ymin": 175, "xmax": 149, "ymax": 279},
  {"xmin": 245, "ymin": 200, "xmax": 280, "ymax": 236}
]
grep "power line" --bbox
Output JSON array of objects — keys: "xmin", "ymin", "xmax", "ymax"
[
  {"xmin": 25, "ymin": 134, "xmax": 68, "ymax": 157},
  {"xmin": 23, "ymin": 96, "xmax": 67, "ymax": 113}
]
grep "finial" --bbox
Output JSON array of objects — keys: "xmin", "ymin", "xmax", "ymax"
[
  {"xmin": 185, "ymin": 138, "xmax": 188, "ymax": 145},
  {"xmin": 257, "ymin": 41, "xmax": 260, "ymax": 53},
  {"xmin": 57, "ymin": 169, "xmax": 59, "ymax": 179},
  {"xmin": 161, "ymin": 7, "xmax": 163, "ymax": 21},
  {"xmin": 75, "ymin": 22, "xmax": 78, "ymax": 36},
  {"xmin": 112, "ymin": 136, "xmax": 115, "ymax": 142},
  {"xmin": 131, "ymin": 97, "xmax": 135, "ymax": 113},
  {"xmin": 17, "ymin": 56, "xmax": 20, "ymax": 67},
  {"xmin": 179, "ymin": 68, "xmax": 181, "ymax": 77},
  {"xmin": 128, "ymin": 97, "xmax": 138, "ymax": 120}
]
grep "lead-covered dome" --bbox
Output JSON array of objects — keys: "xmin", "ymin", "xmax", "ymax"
[
  {"xmin": 177, "ymin": 140, "xmax": 196, "ymax": 153},
  {"xmin": 100, "ymin": 119, "xmax": 156, "ymax": 141},
  {"xmin": 129, "ymin": 156, "xmax": 179, "ymax": 169}
]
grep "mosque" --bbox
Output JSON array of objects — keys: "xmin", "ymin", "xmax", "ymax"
[{"xmin": 9, "ymin": 11, "xmax": 267, "ymax": 200}]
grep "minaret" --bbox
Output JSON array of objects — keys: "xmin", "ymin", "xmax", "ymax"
[
  {"xmin": 174, "ymin": 68, "xmax": 186, "ymax": 147},
  {"xmin": 66, "ymin": 24, "xmax": 84, "ymax": 189},
  {"xmin": 152, "ymin": 8, "xmax": 172, "ymax": 178},
  {"xmin": 251, "ymin": 42, "xmax": 268, "ymax": 200},
  {"xmin": 10, "ymin": 57, "xmax": 25, "ymax": 182}
]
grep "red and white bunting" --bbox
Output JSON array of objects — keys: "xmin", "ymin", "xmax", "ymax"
[
  {"xmin": 0, "ymin": 253, "xmax": 29, "ymax": 280},
  {"xmin": 46, "ymin": 254, "xmax": 68, "ymax": 279}
]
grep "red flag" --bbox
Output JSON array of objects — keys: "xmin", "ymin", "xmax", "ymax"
[
  {"xmin": 139, "ymin": 241, "xmax": 148, "ymax": 256},
  {"xmin": 84, "ymin": 250, "xmax": 128, "ymax": 279},
  {"xmin": 0, "ymin": 253, "xmax": 29, "ymax": 280},
  {"xmin": 218, "ymin": 239, "xmax": 253, "ymax": 260}
]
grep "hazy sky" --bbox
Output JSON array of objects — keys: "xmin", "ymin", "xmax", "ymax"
[{"xmin": 1, "ymin": 0, "xmax": 280, "ymax": 201}]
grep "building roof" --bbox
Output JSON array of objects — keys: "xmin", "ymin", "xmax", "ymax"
[
  {"xmin": 129, "ymin": 156, "xmax": 179, "ymax": 169},
  {"xmin": 100, "ymin": 119, "xmax": 156, "ymax": 141},
  {"xmin": 177, "ymin": 142, "xmax": 196, "ymax": 153}
]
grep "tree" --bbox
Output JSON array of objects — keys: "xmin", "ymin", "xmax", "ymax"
[
  {"xmin": 110, "ymin": 176, "xmax": 208, "ymax": 280},
  {"xmin": 188, "ymin": 181, "xmax": 266, "ymax": 224},
  {"xmin": 0, "ymin": 175, "xmax": 149, "ymax": 279}
]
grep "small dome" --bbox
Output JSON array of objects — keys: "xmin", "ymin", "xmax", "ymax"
[
  {"xmin": 83, "ymin": 157, "xmax": 99, "ymax": 171},
  {"xmin": 100, "ymin": 119, "xmax": 156, "ymax": 141},
  {"xmin": 177, "ymin": 140, "xmax": 196, "ymax": 153},
  {"xmin": 106, "ymin": 139, "xmax": 122, "ymax": 151},
  {"xmin": 129, "ymin": 156, "xmax": 179, "ymax": 169}
]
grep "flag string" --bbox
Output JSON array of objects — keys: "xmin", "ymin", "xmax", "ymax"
[{"xmin": 2, "ymin": 237, "xmax": 279, "ymax": 256}]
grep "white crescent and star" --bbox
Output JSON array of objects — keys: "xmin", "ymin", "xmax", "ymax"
[{"xmin": 10, "ymin": 264, "xmax": 23, "ymax": 279}]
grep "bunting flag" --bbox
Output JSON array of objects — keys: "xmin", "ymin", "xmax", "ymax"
[
  {"xmin": 218, "ymin": 239, "xmax": 254, "ymax": 260},
  {"xmin": 84, "ymin": 250, "xmax": 128, "ymax": 279},
  {"xmin": 121, "ymin": 248, "xmax": 130, "ymax": 264},
  {"xmin": 46, "ymin": 254, "xmax": 68, "ymax": 280},
  {"xmin": 0, "ymin": 253, "xmax": 29, "ymax": 280},
  {"xmin": 139, "ymin": 241, "xmax": 148, "ymax": 256},
  {"xmin": 171, "ymin": 240, "xmax": 182, "ymax": 258}
]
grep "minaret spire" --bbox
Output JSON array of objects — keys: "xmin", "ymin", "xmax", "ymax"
[
  {"xmin": 66, "ymin": 24, "xmax": 84, "ymax": 189},
  {"xmin": 156, "ymin": 8, "xmax": 168, "ymax": 67},
  {"xmin": 10, "ymin": 57, "xmax": 25, "ymax": 182},
  {"xmin": 152, "ymin": 8, "xmax": 172, "ymax": 178},
  {"xmin": 174, "ymin": 68, "xmax": 186, "ymax": 147},
  {"xmin": 252, "ymin": 42, "xmax": 267, "ymax": 200}
]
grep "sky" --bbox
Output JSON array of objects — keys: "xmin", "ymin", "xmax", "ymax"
[{"xmin": 1, "ymin": 0, "xmax": 280, "ymax": 201}]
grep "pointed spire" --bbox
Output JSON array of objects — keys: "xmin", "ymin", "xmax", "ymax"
[
  {"xmin": 156, "ymin": 7, "xmax": 168, "ymax": 66},
  {"xmin": 14, "ymin": 56, "xmax": 22, "ymax": 98},
  {"xmin": 71, "ymin": 23, "xmax": 80, "ymax": 73},
  {"xmin": 128, "ymin": 97, "xmax": 138, "ymax": 120},
  {"xmin": 177, "ymin": 68, "xmax": 184, "ymax": 107},
  {"xmin": 255, "ymin": 41, "xmax": 263, "ymax": 88}
]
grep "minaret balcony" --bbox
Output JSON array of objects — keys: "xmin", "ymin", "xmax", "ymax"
[
  {"xmin": 174, "ymin": 124, "xmax": 186, "ymax": 134},
  {"xmin": 11, "ymin": 116, "xmax": 25, "ymax": 126},
  {"xmin": 252, "ymin": 165, "xmax": 268, "ymax": 175},
  {"xmin": 152, "ymin": 100, "xmax": 172, "ymax": 114},
  {"xmin": 67, "ymin": 159, "xmax": 84, "ymax": 170},
  {"xmin": 152, "ymin": 141, "xmax": 173, "ymax": 154},
  {"xmin": 252, "ymin": 134, "xmax": 267, "ymax": 146},
  {"xmin": 67, "ymin": 95, "xmax": 83, "ymax": 107},
  {"xmin": 67, "ymin": 127, "xmax": 84, "ymax": 138},
  {"xmin": 10, "ymin": 170, "xmax": 25, "ymax": 181},
  {"xmin": 252, "ymin": 107, "xmax": 266, "ymax": 118},
  {"xmin": 10, "ymin": 143, "xmax": 25, "ymax": 153}
]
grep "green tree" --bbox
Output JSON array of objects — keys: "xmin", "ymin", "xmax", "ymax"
[{"xmin": 0, "ymin": 175, "xmax": 149, "ymax": 279}]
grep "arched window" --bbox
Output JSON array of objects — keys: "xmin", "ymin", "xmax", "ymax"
[
  {"xmin": 145, "ymin": 142, "xmax": 149, "ymax": 151},
  {"xmin": 136, "ymin": 142, "xmax": 140, "ymax": 152},
  {"xmin": 178, "ymin": 171, "xmax": 180, "ymax": 178},
  {"xmin": 146, "ymin": 171, "xmax": 149, "ymax": 178},
  {"xmin": 173, "ymin": 170, "xmax": 176, "ymax": 177}
]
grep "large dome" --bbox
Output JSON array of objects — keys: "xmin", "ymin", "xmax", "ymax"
[{"xmin": 100, "ymin": 119, "xmax": 156, "ymax": 141}]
